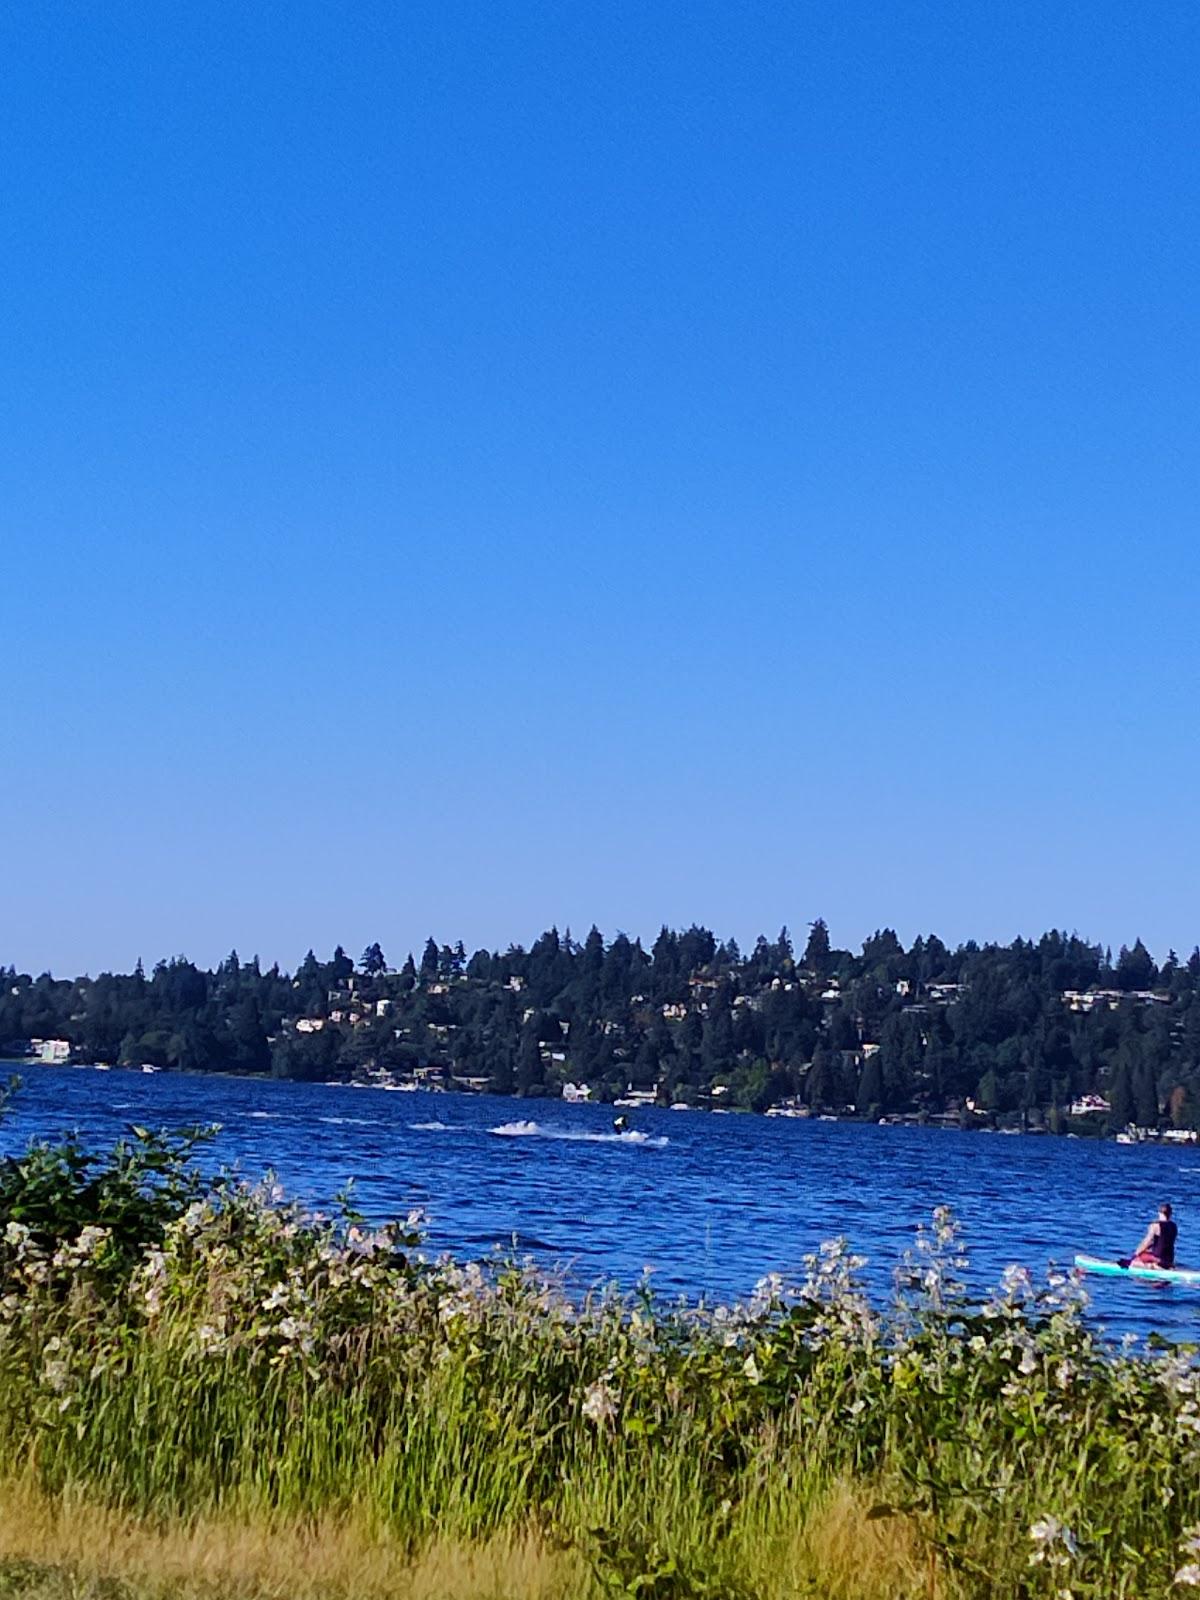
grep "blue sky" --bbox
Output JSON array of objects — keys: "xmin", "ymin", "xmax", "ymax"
[{"xmin": 5, "ymin": 2, "xmax": 1198, "ymax": 976}]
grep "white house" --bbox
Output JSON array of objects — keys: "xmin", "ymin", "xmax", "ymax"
[{"xmin": 1069, "ymin": 1093, "xmax": 1111, "ymax": 1116}]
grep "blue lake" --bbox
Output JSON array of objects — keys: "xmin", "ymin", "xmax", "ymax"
[{"xmin": 2, "ymin": 1064, "xmax": 1198, "ymax": 1342}]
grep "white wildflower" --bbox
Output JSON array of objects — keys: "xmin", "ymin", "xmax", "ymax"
[
  {"xmin": 743, "ymin": 1354, "xmax": 762, "ymax": 1384},
  {"xmin": 1175, "ymin": 1563, "xmax": 1200, "ymax": 1586},
  {"xmin": 277, "ymin": 1315, "xmax": 315, "ymax": 1354},
  {"xmin": 748, "ymin": 1272, "xmax": 784, "ymax": 1317},
  {"xmin": 42, "ymin": 1358, "xmax": 70, "ymax": 1393},
  {"xmin": 581, "ymin": 1378, "xmax": 619, "ymax": 1427},
  {"xmin": 1028, "ymin": 1516, "xmax": 1077, "ymax": 1566},
  {"xmin": 1001, "ymin": 1264, "xmax": 1034, "ymax": 1300},
  {"xmin": 1159, "ymin": 1355, "xmax": 1200, "ymax": 1399}
]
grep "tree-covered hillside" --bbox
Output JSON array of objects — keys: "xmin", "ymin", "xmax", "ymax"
[{"xmin": 3, "ymin": 923, "xmax": 1198, "ymax": 1128}]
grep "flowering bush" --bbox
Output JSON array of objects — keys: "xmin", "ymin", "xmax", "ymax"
[{"xmin": 1, "ymin": 1133, "xmax": 1198, "ymax": 1597}]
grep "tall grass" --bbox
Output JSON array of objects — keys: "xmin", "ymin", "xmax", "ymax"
[{"xmin": 2, "ymin": 1134, "xmax": 1199, "ymax": 1597}]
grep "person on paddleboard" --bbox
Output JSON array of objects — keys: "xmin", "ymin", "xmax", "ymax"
[{"xmin": 1124, "ymin": 1202, "xmax": 1177, "ymax": 1269}]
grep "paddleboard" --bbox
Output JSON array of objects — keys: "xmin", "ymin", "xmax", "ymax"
[{"xmin": 1074, "ymin": 1254, "xmax": 1200, "ymax": 1286}]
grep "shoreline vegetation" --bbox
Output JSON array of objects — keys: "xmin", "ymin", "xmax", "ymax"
[
  {"xmin": 2, "ymin": 1127, "xmax": 1200, "ymax": 1597},
  {"xmin": 5, "ymin": 922, "xmax": 1200, "ymax": 1138}
]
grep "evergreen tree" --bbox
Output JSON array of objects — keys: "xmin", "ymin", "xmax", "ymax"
[
  {"xmin": 1115, "ymin": 939, "xmax": 1157, "ymax": 992},
  {"xmin": 230, "ymin": 996, "xmax": 269, "ymax": 1074},
  {"xmin": 806, "ymin": 1044, "xmax": 836, "ymax": 1108},
  {"xmin": 516, "ymin": 1027, "xmax": 545, "ymax": 1095},
  {"xmin": 582, "ymin": 927, "xmax": 605, "ymax": 974},
  {"xmin": 359, "ymin": 942, "xmax": 387, "ymax": 976},
  {"xmin": 856, "ymin": 1052, "xmax": 884, "ymax": 1116},
  {"xmin": 1108, "ymin": 1061, "xmax": 1135, "ymax": 1130},
  {"xmin": 802, "ymin": 919, "xmax": 831, "ymax": 975},
  {"xmin": 975, "ymin": 1069, "xmax": 1000, "ymax": 1112},
  {"xmin": 1134, "ymin": 1059, "xmax": 1159, "ymax": 1128}
]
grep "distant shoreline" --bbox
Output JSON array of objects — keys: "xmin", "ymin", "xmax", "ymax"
[
  {"xmin": 4, "ymin": 1058, "xmax": 1190, "ymax": 1148},
  {"xmin": 4, "ymin": 928, "xmax": 1192, "ymax": 1138}
]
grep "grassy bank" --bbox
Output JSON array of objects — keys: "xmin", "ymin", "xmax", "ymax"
[{"xmin": 1, "ymin": 1131, "xmax": 1199, "ymax": 1598}]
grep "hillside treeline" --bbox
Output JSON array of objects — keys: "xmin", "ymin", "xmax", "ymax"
[{"xmin": 4, "ymin": 923, "xmax": 1200, "ymax": 1126}]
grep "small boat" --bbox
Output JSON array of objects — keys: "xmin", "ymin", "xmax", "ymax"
[{"xmin": 1074, "ymin": 1254, "xmax": 1200, "ymax": 1286}]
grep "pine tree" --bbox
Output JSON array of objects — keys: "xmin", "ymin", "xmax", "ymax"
[
  {"xmin": 803, "ymin": 919, "xmax": 831, "ymax": 975},
  {"xmin": 856, "ymin": 1053, "xmax": 884, "ymax": 1116},
  {"xmin": 359, "ymin": 942, "xmax": 386, "ymax": 976},
  {"xmin": 1134, "ymin": 1059, "xmax": 1159, "ymax": 1128},
  {"xmin": 1108, "ymin": 1061, "xmax": 1135, "ymax": 1130},
  {"xmin": 806, "ymin": 1044, "xmax": 835, "ymax": 1108},
  {"xmin": 516, "ymin": 1027, "xmax": 544, "ymax": 1095}
]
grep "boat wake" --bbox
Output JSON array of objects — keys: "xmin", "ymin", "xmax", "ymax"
[
  {"xmin": 488, "ymin": 1119, "xmax": 668, "ymax": 1148},
  {"xmin": 409, "ymin": 1120, "xmax": 452, "ymax": 1132}
]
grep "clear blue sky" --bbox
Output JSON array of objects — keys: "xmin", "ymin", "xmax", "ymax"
[{"xmin": 5, "ymin": 3, "xmax": 1198, "ymax": 977}]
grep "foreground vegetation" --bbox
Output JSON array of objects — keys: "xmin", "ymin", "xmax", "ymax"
[{"xmin": 2, "ymin": 1127, "xmax": 1200, "ymax": 1598}]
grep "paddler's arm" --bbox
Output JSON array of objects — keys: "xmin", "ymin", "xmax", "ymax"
[{"xmin": 1132, "ymin": 1221, "xmax": 1159, "ymax": 1257}]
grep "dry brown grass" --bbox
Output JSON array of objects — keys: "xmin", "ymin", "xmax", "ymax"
[
  {"xmin": 0, "ymin": 1480, "xmax": 589, "ymax": 1600},
  {"xmin": 790, "ymin": 1482, "xmax": 939, "ymax": 1600},
  {"xmin": 0, "ymin": 1477, "xmax": 966, "ymax": 1600}
]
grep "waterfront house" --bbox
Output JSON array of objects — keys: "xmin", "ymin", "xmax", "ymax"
[
  {"xmin": 33, "ymin": 1038, "xmax": 70, "ymax": 1065},
  {"xmin": 1069, "ymin": 1093, "xmax": 1111, "ymax": 1116}
]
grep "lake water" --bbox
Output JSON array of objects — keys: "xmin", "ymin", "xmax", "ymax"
[{"xmin": 2, "ymin": 1064, "xmax": 1198, "ymax": 1342}]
